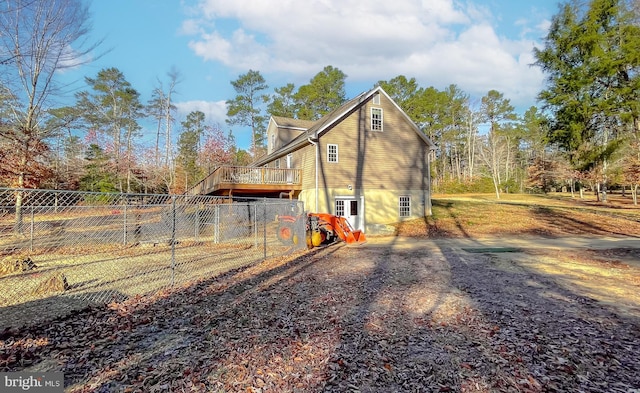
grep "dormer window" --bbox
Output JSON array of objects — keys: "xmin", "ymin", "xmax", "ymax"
[{"xmin": 371, "ymin": 108, "xmax": 383, "ymax": 131}]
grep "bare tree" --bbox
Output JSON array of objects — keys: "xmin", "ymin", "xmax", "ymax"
[
  {"xmin": 0, "ymin": 0, "xmax": 101, "ymax": 232},
  {"xmin": 146, "ymin": 68, "xmax": 180, "ymax": 191},
  {"xmin": 462, "ymin": 101, "xmax": 481, "ymax": 181},
  {"xmin": 479, "ymin": 90, "xmax": 518, "ymax": 198},
  {"xmin": 478, "ymin": 131, "xmax": 508, "ymax": 199},
  {"xmin": 163, "ymin": 68, "xmax": 180, "ymax": 167}
]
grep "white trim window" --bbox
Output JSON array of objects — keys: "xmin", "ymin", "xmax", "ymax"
[
  {"xmin": 275, "ymin": 159, "xmax": 280, "ymax": 169},
  {"xmin": 327, "ymin": 144, "xmax": 338, "ymax": 163},
  {"xmin": 286, "ymin": 153, "xmax": 293, "ymax": 168},
  {"xmin": 371, "ymin": 107, "xmax": 383, "ymax": 131},
  {"xmin": 399, "ymin": 196, "xmax": 411, "ymax": 217},
  {"xmin": 372, "ymin": 93, "xmax": 380, "ymax": 105}
]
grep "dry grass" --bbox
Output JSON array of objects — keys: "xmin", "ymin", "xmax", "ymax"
[
  {"xmin": 395, "ymin": 192, "xmax": 640, "ymax": 238},
  {"xmin": 0, "ymin": 238, "xmax": 299, "ymax": 330}
]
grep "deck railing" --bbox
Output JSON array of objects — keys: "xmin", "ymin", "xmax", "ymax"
[{"xmin": 187, "ymin": 166, "xmax": 302, "ymax": 195}]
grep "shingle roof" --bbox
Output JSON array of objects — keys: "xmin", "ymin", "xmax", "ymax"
[
  {"xmin": 271, "ymin": 116, "xmax": 315, "ymax": 130},
  {"xmin": 252, "ymin": 86, "xmax": 435, "ymax": 166}
]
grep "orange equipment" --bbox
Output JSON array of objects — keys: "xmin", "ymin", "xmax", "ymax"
[
  {"xmin": 277, "ymin": 213, "xmax": 366, "ymax": 248},
  {"xmin": 276, "ymin": 214, "xmax": 298, "ymax": 244},
  {"xmin": 309, "ymin": 213, "xmax": 366, "ymax": 245}
]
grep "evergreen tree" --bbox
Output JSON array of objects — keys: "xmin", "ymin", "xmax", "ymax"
[
  {"xmin": 226, "ymin": 70, "xmax": 269, "ymax": 156},
  {"xmin": 294, "ymin": 66, "xmax": 347, "ymax": 120},
  {"xmin": 177, "ymin": 111, "xmax": 206, "ymax": 190},
  {"xmin": 79, "ymin": 144, "xmax": 117, "ymax": 192},
  {"xmin": 267, "ymin": 83, "xmax": 297, "ymax": 118},
  {"xmin": 534, "ymin": 0, "xmax": 640, "ymax": 178},
  {"xmin": 74, "ymin": 68, "xmax": 144, "ymax": 192}
]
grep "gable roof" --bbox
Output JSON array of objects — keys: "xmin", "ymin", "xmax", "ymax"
[
  {"xmin": 253, "ymin": 86, "xmax": 436, "ymax": 166},
  {"xmin": 270, "ymin": 116, "xmax": 315, "ymax": 130}
]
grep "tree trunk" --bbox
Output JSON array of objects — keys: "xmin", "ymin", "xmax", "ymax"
[
  {"xmin": 14, "ymin": 188, "xmax": 24, "ymax": 235},
  {"xmin": 13, "ymin": 141, "xmax": 30, "ymax": 234},
  {"xmin": 579, "ymin": 183, "xmax": 584, "ymax": 199},
  {"xmin": 570, "ymin": 178, "xmax": 575, "ymax": 198},
  {"xmin": 165, "ymin": 91, "xmax": 172, "ymax": 166},
  {"xmin": 155, "ymin": 117, "xmax": 162, "ymax": 166},
  {"xmin": 505, "ymin": 139, "xmax": 511, "ymax": 182},
  {"xmin": 126, "ymin": 123, "xmax": 134, "ymax": 193}
]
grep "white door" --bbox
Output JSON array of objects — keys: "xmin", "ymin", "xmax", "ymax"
[
  {"xmin": 286, "ymin": 154, "xmax": 293, "ymax": 183},
  {"xmin": 335, "ymin": 198, "xmax": 363, "ymax": 231}
]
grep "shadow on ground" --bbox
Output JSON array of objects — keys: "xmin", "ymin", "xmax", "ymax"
[{"xmin": 1, "ymin": 238, "xmax": 639, "ymax": 392}]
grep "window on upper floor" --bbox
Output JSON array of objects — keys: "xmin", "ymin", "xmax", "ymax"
[
  {"xmin": 371, "ymin": 108, "xmax": 383, "ymax": 131},
  {"xmin": 286, "ymin": 153, "xmax": 293, "ymax": 168},
  {"xmin": 271, "ymin": 133, "xmax": 275, "ymax": 151},
  {"xmin": 373, "ymin": 93, "xmax": 380, "ymax": 105},
  {"xmin": 327, "ymin": 144, "xmax": 338, "ymax": 163}
]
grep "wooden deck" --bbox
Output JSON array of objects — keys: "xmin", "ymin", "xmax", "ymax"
[{"xmin": 187, "ymin": 166, "xmax": 302, "ymax": 198}]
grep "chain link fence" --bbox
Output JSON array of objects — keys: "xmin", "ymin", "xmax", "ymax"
[{"xmin": 0, "ymin": 188, "xmax": 307, "ymax": 329}]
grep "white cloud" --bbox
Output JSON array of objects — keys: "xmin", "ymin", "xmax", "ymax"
[
  {"xmin": 175, "ymin": 100, "xmax": 228, "ymax": 125},
  {"xmin": 537, "ymin": 19, "xmax": 552, "ymax": 35},
  {"xmin": 179, "ymin": 19, "xmax": 202, "ymax": 35},
  {"xmin": 182, "ymin": 0, "xmax": 554, "ymax": 109}
]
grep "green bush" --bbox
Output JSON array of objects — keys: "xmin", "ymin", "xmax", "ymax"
[
  {"xmin": 500, "ymin": 179, "xmax": 519, "ymax": 194},
  {"xmin": 436, "ymin": 177, "xmax": 495, "ymax": 194}
]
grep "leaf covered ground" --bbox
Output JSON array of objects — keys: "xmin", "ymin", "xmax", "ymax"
[
  {"xmin": 2, "ymin": 244, "xmax": 639, "ymax": 392},
  {"xmin": 1, "ymin": 193, "xmax": 640, "ymax": 392}
]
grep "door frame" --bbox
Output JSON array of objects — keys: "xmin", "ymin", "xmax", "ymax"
[
  {"xmin": 286, "ymin": 154, "xmax": 293, "ymax": 184},
  {"xmin": 334, "ymin": 195, "xmax": 365, "ymax": 232}
]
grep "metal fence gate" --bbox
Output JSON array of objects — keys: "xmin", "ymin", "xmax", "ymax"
[{"xmin": 0, "ymin": 188, "xmax": 306, "ymax": 329}]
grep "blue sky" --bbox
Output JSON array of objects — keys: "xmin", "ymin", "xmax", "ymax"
[{"xmin": 60, "ymin": 0, "xmax": 562, "ymax": 150}]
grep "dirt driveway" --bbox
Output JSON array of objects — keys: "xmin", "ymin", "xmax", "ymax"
[{"xmin": 1, "ymin": 235, "xmax": 639, "ymax": 392}]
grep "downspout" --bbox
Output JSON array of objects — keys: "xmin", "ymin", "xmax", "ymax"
[{"xmin": 307, "ymin": 134, "xmax": 319, "ymax": 212}]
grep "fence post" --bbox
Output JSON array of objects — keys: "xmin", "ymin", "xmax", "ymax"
[
  {"xmin": 171, "ymin": 196, "xmax": 177, "ymax": 286},
  {"xmin": 263, "ymin": 198, "xmax": 267, "ymax": 259},
  {"xmin": 254, "ymin": 203, "xmax": 258, "ymax": 248},
  {"xmin": 195, "ymin": 202, "xmax": 200, "ymax": 241},
  {"xmin": 29, "ymin": 205, "xmax": 34, "ymax": 252},
  {"xmin": 214, "ymin": 204, "xmax": 219, "ymax": 244},
  {"xmin": 123, "ymin": 197, "xmax": 128, "ymax": 246}
]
